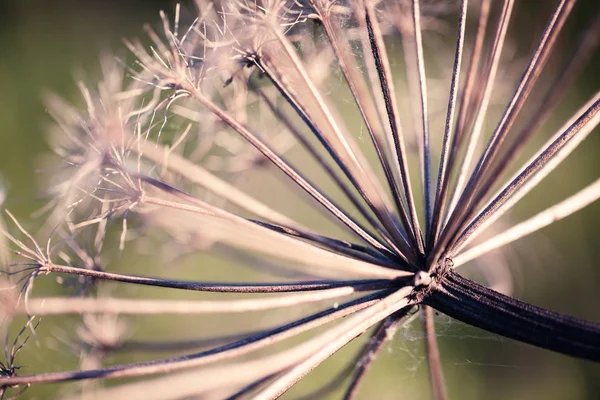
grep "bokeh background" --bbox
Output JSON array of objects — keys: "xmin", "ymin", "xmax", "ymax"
[{"xmin": 1, "ymin": 0, "xmax": 599, "ymax": 399}]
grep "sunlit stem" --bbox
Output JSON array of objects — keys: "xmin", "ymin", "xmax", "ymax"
[{"xmin": 453, "ymin": 177, "xmax": 600, "ymax": 267}]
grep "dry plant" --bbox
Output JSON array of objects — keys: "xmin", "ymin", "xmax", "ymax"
[{"xmin": 1, "ymin": 0, "xmax": 600, "ymax": 398}]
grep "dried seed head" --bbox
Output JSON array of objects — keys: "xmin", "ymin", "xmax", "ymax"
[{"xmin": 2, "ymin": 0, "xmax": 600, "ymax": 398}]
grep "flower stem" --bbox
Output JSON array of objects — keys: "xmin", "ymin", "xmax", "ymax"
[{"xmin": 425, "ymin": 270, "xmax": 600, "ymax": 361}]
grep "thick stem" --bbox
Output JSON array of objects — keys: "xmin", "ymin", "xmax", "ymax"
[{"xmin": 424, "ymin": 271, "xmax": 600, "ymax": 362}]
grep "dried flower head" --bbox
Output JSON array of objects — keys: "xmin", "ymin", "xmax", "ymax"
[{"xmin": 1, "ymin": 0, "xmax": 600, "ymax": 399}]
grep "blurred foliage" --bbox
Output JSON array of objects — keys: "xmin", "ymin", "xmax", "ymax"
[{"xmin": 0, "ymin": 0, "xmax": 599, "ymax": 399}]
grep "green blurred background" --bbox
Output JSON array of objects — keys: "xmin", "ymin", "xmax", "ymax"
[{"xmin": 1, "ymin": 0, "xmax": 599, "ymax": 399}]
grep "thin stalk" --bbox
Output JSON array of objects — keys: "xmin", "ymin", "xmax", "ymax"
[
  {"xmin": 141, "ymin": 173, "xmax": 399, "ymax": 266},
  {"xmin": 140, "ymin": 193, "xmax": 411, "ymax": 279},
  {"xmin": 39, "ymin": 263, "xmax": 399, "ymax": 293},
  {"xmin": 16, "ymin": 287, "xmax": 357, "ymax": 316},
  {"xmin": 453, "ymin": 176, "xmax": 600, "ymax": 267},
  {"xmin": 461, "ymin": 10, "xmax": 600, "ymax": 216},
  {"xmin": 343, "ymin": 308, "xmax": 415, "ymax": 400},
  {"xmin": 270, "ymin": 27, "xmax": 414, "ymax": 261},
  {"xmin": 0, "ymin": 290, "xmax": 390, "ymax": 386},
  {"xmin": 429, "ymin": 0, "xmax": 468, "ymax": 251},
  {"xmin": 254, "ymin": 63, "xmax": 407, "ymax": 256},
  {"xmin": 225, "ymin": 373, "xmax": 277, "ymax": 400},
  {"xmin": 137, "ymin": 141, "xmax": 296, "ymax": 228},
  {"xmin": 186, "ymin": 85, "xmax": 394, "ymax": 256},
  {"xmin": 253, "ymin": 286, "xmax": 415, "ymax": 399},
  {"xmin": 296, "ymin": 308, "xmax": 418, "ymax": 400},
  {"xmin": 249, "ymin": 81, "xmax": 384, "ymax": 235},
  {"xmin": 363, "ymin": 1, "xmax": 425, "ymax": 255},
  {"xmin": 253, "ymin": 220, "xmax": 402, "ymax": 267},
  {"xmin": 411, "ymin": 0, "xmax": 433, "ymax": 232},
  {"xmin": 96, "ymin": 334, "xmax": 260, "ymax": 354},
  {"xmin": 437, "ymin": 0, "xmax": 575, "ymax": 264},
  {"xmin": 446, "ymin": 0, "xmax": 515, "ymax": 219},
  {"xmin": 68, "ymin": 289, "xmax": 413, "ymax": 400},
  {"xmin": 399, "ymin": 17, "xmax": 423, "ymax": 169},
  {"xmin": 449, "ymin": 0, "xmax": 491, "ymax": 165},
  {"xmin": 421, "ymin": 306, "xmax": 448, "ymax": 400},
  {"xmin": 318, "ymin": 7, "xmax": 421, "ymax": 254},
  {"xmin": 296, "ymin": 363, "xmax": 355, "ymax": 400},
  {"xmin": 352, "ymin": 2, "xmax": 395, "ymax": 152},
  {"xmin": 447, "ymin": 91, "xmax": 599, "ymax": 254},
  {"xmin": 451, "ymin": 94, "xmax": 600, "ymax": 255}
]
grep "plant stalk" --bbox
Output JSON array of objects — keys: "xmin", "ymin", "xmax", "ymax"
[{"xmin": 424, "ymin": 270, "xmax": 600, "ymax": 361}]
